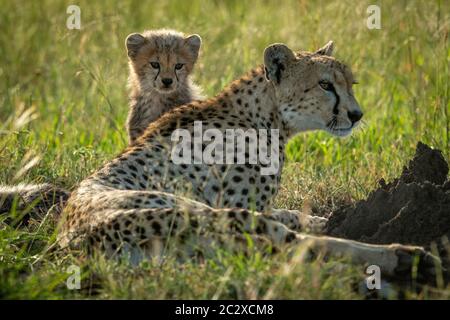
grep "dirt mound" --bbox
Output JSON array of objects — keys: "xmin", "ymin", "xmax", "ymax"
[{"xmin": 326, "ymin": 142, "xmax": 450, "ymax": 247}]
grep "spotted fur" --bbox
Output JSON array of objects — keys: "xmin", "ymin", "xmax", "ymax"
[
  {"xmin": 126, "ymin": 29, "xmax": 203, "ymax": 144},
  {"xmin": 0, "ymin": 183, "xmax": 69, "ymax": 224},
  {"xmin": 0, "ymin": 30, "xmax": 203, "ymax": 220},
  {"xmin": 58, "ymin": 41, "xmax": 440, "ymax": 281}
]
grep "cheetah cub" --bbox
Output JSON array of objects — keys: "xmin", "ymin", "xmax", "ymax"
[
  {"xmin": 125, "ymin": 29, "xmax": 203, "ymax": 144},
  {"xmin": 0, "ymin": 30, "xmax": 203, "ymax": 220}
]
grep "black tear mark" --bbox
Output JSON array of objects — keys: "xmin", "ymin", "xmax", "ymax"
[
  {"xmin": 154, "ymin": 68, "xmax": 160, "ymax": 82},
  {"xmin": 328, "ymin": 84, "xmax": 340, "ymax": 115}
]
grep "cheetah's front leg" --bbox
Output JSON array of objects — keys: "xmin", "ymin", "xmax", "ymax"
[
  {"xmin": 269, "ymin": 208, "xmax": 328, "ymax": 234},
  {"xmin": 292, "ymin": 233, "xmax": 441, "ymax": 281},
  {"xmin": 231, "ymin": 212, "xmax": 440, "ymax": 281}
]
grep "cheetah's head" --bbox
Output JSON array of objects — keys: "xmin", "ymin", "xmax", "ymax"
[
  {"xmin": 126, "ymin": 30, "xmax": 201, "ymax": 94},
  {"xmin": 264, "ymin": 42, "xmax": 362, "ymax": 137}
]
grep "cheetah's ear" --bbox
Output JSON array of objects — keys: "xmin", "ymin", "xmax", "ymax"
[
  {"xmin": 314, "ymin": 41, "xmax": 334, "ymax": 56},
  {"xmin": 263, "ymin": 43, "xmax": 296, "ymax": 84},
  {"xmin": 126, "ymin": 33, "xmax": 146, "ymax": 59},
  {"xmin": 184, "ymin": 34, "xmax": 202, "ymax": 61}
]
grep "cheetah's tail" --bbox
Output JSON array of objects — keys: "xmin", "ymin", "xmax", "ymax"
[{"xmin": 0, "ymin": 183, "xmax": 70, "ymax": 224}]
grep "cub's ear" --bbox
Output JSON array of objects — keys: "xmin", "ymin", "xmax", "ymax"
[
  {"xmin": 314, "ymin": 41, "xmax": 334, "ymax": 56},
  {"xmin": 125, "ymin": 33, "xmax": 146, "ymax": 59},
  {"xmin": 184, "ymin": 34, "xmax": 202, "ymax": 60},
  {"xmin": 263, "ymin": 43, "xmax": 296, "ymax": 84}
]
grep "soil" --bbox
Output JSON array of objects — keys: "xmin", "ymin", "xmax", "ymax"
[{"xmin": 326, "ymin": 142, "xmax": 450, "ymax": 247}]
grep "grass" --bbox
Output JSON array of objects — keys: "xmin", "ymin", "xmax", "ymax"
[{"xmin": 0, "ymin": 0, "xmax": 449, "ymax": 299}]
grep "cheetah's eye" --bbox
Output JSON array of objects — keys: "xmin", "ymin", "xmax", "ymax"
[
  {"xmin": 150, "ymin": 62, "xmax": 160, "ymax": 69},
  {"xmin": 319, "ymin": 80, "xmax": 333, "ymax": 91},
  {"xmin": 175, "ymin": 63, "xmax": 184, "ymax": 70}
]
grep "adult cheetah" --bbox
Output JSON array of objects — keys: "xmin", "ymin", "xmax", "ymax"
[{"xmin": 58, "ymin": 41, "xmax": 439, "ymax": 280}]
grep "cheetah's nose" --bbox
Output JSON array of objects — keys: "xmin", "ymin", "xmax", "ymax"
[
  {"xmin": 162, "ymin": 78, "xmax": 173, "ymax": 87},
  {"xmin": 347, "ymin": 110, "xmax": 363, "ymax": 124}
]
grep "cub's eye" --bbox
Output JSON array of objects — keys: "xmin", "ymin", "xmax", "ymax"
[
  {"xmin": 150, "ymin": 62, "xmax": 160, "ymax": 69},
  {"xmin": 175, "ymin": 63, "xmax": 184, "ymax": 70},
  {"xmin": 319, "ymin": 80, "xmax": 333, "ymax": 91}
]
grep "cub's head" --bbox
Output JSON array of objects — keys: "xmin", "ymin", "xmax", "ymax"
[
  {"xmin": 264, "ymin": 41, "xmax": 362, "ymax": 137},
  {"xmin": 126, "ymin": 29, "xmax": 201, "ymax": 94}
]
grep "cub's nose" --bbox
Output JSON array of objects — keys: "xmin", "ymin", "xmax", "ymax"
[
  {"xmin": 347, "ymin": 110, "xmax": 363, "ymax": 124},
  {"xmin": 162, "ymin": 78, "xmax": 173, "ymax": 87}
]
